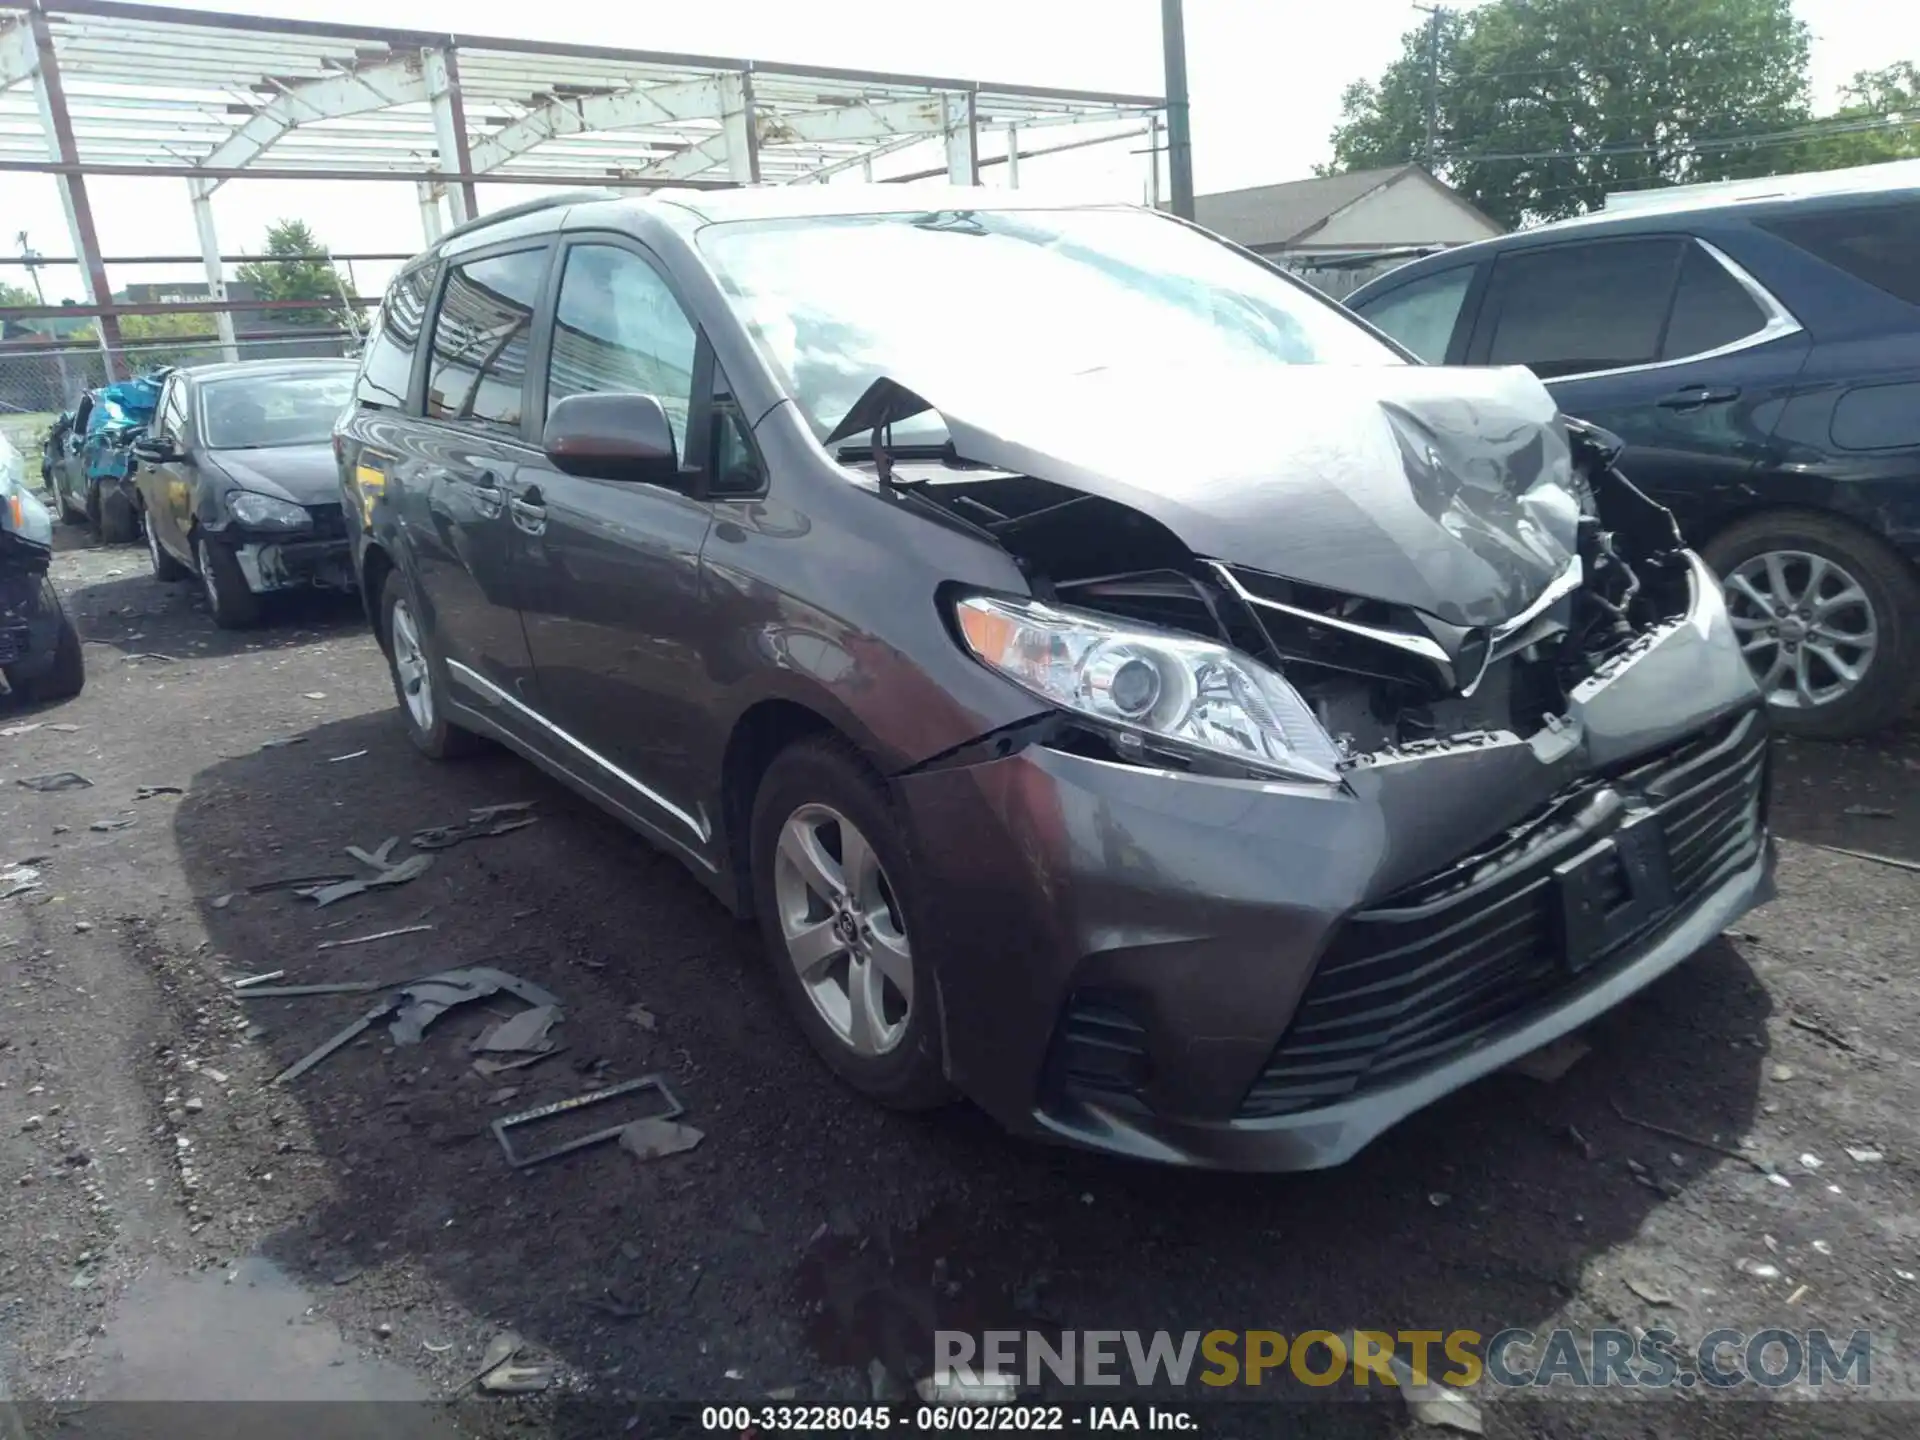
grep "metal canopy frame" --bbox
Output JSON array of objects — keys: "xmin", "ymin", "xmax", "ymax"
[{"xmin": 0, "ymin": 0, "xmax": 1164, "ymax": 374}]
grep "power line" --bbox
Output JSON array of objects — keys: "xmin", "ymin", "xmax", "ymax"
[{"xmin": 1435, "ymin": 111, "xmax": 1919, "ymax": 166}]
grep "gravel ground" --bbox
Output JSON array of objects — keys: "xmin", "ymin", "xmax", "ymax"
[{"xmin": 2, "ymin": 533, "xmax": 1918, "ymax": 1438}]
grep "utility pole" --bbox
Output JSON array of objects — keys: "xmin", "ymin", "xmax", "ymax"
[
  {"xmin": 1161, "ymin": 0, "xmax": 1194, "ymax": 219},
  {"xmin": 15, "ymin": 232, "xmax": 46, "ymax": 303},
  {"xmin": 1412, "ymin": 4, "xmax": 1444, "ymax": 170}
]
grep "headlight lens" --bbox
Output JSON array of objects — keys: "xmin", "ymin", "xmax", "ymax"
[
  {"xmin": 227, "ymin": 490, "xmax": 311, "ymax": 530},
  {"xmin": 954, "ymin": 594, "xmax": 1343, "ymax": 783}
]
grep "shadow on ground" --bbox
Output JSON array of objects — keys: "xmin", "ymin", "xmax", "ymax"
[
  {"xmin": 154, "ymin": 701, "xmax": 1776, "ymax": 1427},
  {"xmin": 1766, "ymin": 716, "xmax": 1920, "ymax": 865}
]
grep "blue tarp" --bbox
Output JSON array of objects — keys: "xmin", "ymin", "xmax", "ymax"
[{"xmin": 82, "ymin": 375, "xmax": 163, "ymax": 481}]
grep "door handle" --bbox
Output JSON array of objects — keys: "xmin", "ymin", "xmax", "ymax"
[
  {"xmin": 509, "ymin": 495, "xmax": 547, "ymax": 535},
  {"xmin": 1656, "ymin": 384, "xmax": 1740, "ymax": 410}
]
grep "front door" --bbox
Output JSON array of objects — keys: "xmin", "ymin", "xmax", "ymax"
[
  {"xmin": 1465, "ymin": 235, "xmax": 1808, "ymax": 543},
  {"xmin": 145, "ymin": 374, "xmax": 195, "ymax": 559},
  {"xmin": 404, "ymin": 243, "xmax": 551, "ymax": 711},
  {"xmin": 511, "ymin": 237, "xmax": 720, "ymax": 856}
]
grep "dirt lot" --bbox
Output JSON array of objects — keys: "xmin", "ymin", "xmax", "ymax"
[{"xmin": 3, "ymin": 533, "xmax": 1920, "ymax": 1438}]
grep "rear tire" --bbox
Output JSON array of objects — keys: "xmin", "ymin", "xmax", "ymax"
[
  {"xmin": 97, "ymin": 486, "xmax": 137, "ymax": 545},
  {"xmin": 13, "ymin": 585, "xmax": 85, "ymax": 705},
  {"xmin": 145, "ymin": 510, "xmax": 188, "ymax": 581},
  {"xmin": 1703, "ymin": 511, "xmax": 1920, "ymax": 740},
  {"xmin": 750, "ymin": 735, "xmax": 951, "ymax": 1111},
  {"xmin": 195, "ymin": 535, "xmax": 261, "ymax": 629},
  {"xmin": 379, "ymin": 568, "xmax": 482, "ymax": 760}
]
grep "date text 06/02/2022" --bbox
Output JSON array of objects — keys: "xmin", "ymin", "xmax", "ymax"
[{"xmin": 698, "ymin": 1404, "xmax": 1198, "ymax": 1432}]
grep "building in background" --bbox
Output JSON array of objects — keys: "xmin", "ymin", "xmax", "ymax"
[{"xmin": 1193, "ymin": 164, "xmax": 1503, "ymax": 298}]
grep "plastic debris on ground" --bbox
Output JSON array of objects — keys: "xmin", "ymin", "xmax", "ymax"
[
  {"xmin": 491, "ymin": 1075, "xmax": 681, "ymax": 1168},
  {"xmin": 411, "ymin": 801, "xmax": 539, "ymax": 852},
  {"xmin": 1504, "ymin": 1032, "xmax": 1590, "ymax": 1082},
  {"xmin": 1382, "ymin": 1347, "xmax": 1483, "ymax": 1435},
  {"xmin": 132, "ymin": 785, "xmax": 183, "ymax": 800},
  {"xmin": 315, "ymin": 922, "xmax": 435, "ymax": 951},
  {"xmin": 17, "ymin": 772, "xmax": 91, "ymax": 792},
  {"xmin": 89, "ymin": 817, "xmax": 136, "ymax": 833},
  {"xmin": 2, "ymin": 865, "xmax": 42, "ymax": 900},
  {"xmin": 471, "ymin": 1003, "xmax": 559, "ymax": 1055},
  {"xmin": 619, "ymin": 1117, "xmax": 705, "ymax": 1162}
]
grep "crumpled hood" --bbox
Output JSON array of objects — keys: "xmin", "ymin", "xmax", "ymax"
[
  {"xmin": 208, "ymin": 443, "xmax": 338, "ymax": 507},
  {"xmin": 840, "ymin": 363, "xmax": 1584, "ymax": 630}
]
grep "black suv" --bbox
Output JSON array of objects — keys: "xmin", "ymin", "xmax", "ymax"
[{"xmin": 1346, "ymin": 183, "xmax": 1920, "ymax": 739}]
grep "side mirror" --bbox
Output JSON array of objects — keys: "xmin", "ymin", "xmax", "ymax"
[
  {"xmin": 542, "ymin": 392, "xmax": 679, "ymax": 485},
  {"xmin": 131, "ymin": 436, "xmax": 176, "ymax": 465}
]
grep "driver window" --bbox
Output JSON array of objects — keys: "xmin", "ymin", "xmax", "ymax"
[
  {"xmin": 158, "ymin": 378, "xmax": 188, "ymax": 442},
  {"xmin": 547, "ymin": 244, "xmax": 698, "ymax": 464}
]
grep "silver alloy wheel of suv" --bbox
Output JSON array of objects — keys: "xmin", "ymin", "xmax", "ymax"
[{"xmin": 1724, "ymin": 549, "xmax": 1877, "ymax": 710}]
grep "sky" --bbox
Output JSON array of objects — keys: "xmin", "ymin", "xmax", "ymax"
[{"xmin": 2, "ymin": 0, "xmax": 1917, "ymax": 306}]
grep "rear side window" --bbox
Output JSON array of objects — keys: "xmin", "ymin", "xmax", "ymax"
[
  {"xmin": 1483, "ymin": 238, "xmax": 1684, "ymax": 377},
  {"xmin": 1661, "ymin": 243, "xmax": 1768, "ymax": 359},
  {"xmin": 1352, "ymin": 266, "xmax": 1472, "ymax": 363},
  {"xmin": 1761, "ymin": 200, "xmax": 1920, "ymax": 305},
  {"xmin": 157, "ymin": 377, "xmax": 188, "ymax": 441},
  {"xmin": 425, "ymin": 248, "xmax": 548, "ymax": 431},
  {"xmin": 355, "ymin": 262, "xmax": 436, "ymax": 410}
]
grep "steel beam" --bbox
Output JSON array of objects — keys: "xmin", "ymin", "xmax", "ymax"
[
  {"xmin": 468, "ymin": 75, "xmax": 724, "ymax": 174},
  {"xmin": 944, "ymin": 92, "xmax": 978, "ymax": 185},
  {"xmin": 423, "ymin": 46, "xmax": 475, "ymax": 224},
  {"xmin": 198, "ymin": 58, "xmax": 427, "ymax": 183},
  {"xmin": 0, "ymin": 158, "xmax": 738, "ymax": 188},
  {"xmin": 640, "ymin": 93, "xmax": 949, "ymax": 183},
  {"xmin": 884, "ymin": 124, "xmax": 1149, "ymax": 185},
  {"xmin": 1005, "ymin": 124, "xmax": 1018, "ymax": 189},
  {"xmin": 0, "ymin": 17, "xmax": 36, "ymax": 88},
  {"xmin": 187, "ymin": 178, "xmax": 237, "ymax": 360},
  {"xmin": 718, "ymin": 70, "xmax": 758, "ymax": 183},
  {"xmin": 25, "ymin": 4, "xmax": 119, "ymax": 375},
  {"xmin": 4, "ymin": 296, "xmax": 375, "ymax": 321},
  {"xmin": 417, "ymin": 181, "xmax": 443, "ymax": 244}
]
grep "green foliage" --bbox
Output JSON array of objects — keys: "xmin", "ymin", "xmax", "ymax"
[
  {"xmin": 234, "ymin": 219, "xmax": 348, "ymax": 328},
  {"xmin": 1328, "ymin": 0, "xmax": 1818, "ymax": 226},
  {"xmin": 1789, "ymin": 63, "xmax": 1920, "ymax": 170},
  {"xmin": 0, "ymin": 280, "xmax": 40, "ymax": 310}
]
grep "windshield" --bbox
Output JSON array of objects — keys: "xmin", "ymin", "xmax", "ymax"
[
  {"xmin": 697, "ymin": 207, "xmax": 1401, "ymax": 446},
  {"xmin": 200, "ymin": 371, "xmax": 354, "ymax": 449}
]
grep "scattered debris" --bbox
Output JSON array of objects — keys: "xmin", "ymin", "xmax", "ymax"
[
  {"xmin": 183, "ymin": 1097, "xmax": 204, "ymax": 1114},
  {"xmin": 1504, "ymin": 1033, "xmax": 1590, "ymax": 1082},
  {"xmin": 1769, "ymin": 1173, "xmax": 1793, "ymax": 1189},
  {"xmin": 327, "ymin": 750, "xmax": 368, "ymax": 763},
  {"xmin": 347, "ymin": 838, "xmax": 400, "ymax": 869},
  {"xmin": 389, "ymin": 968, "xmax": 559, "ymax": 1046},
  {"xmin": 73, "ymin": 920, "xmax": 92, "ymax": 934},
  {"xmin": 1737, "ymin": 1259, "xmax": 1780, "ymax": 1280},
  {"xmin": 619, "ymin": 1117, "xmax": 705, "ymax": 1163},
  {"xmin": 305, "ymin": 852, "xmax": 433, "ymax": 907},
  {"xmin": 239, "ymin": 981, "xmax": 396, "ymax": 997},
  {"xmin": 123, "ymin": 652, "xmax": 178, "ymax": 664},
  {"xmin": 1427, "ymin": 1191, "xmax": 1451, "ymax": 1208},
  {"xmin": 1383, "ymin": 1348, "xmax": 1482, "ymax": 1435},
  {"xmin": 1812, "ymin": 1239, "xmax": 1833, "ymax": 1256},
  {"xmin": 472, "ymin": 1049, "xmax": 565, "ymax": 1078},
  {"xmin": 1770, "ymin": 1063, "xmax": 1796, "ymax": 1082},
  {"xmin": 1611, "ymin": 1102, "xmax": 1770, "ymax": 1174},
  {"xmin": 1788, "ymin": 1015, "xmax": 1856, "ymax": 1051},
  {"xmin": 1, "ymin": 865, "xmax": 42, "ymax": 900},
  {"xmin": 1565, "ymin": 1124, "xmax": 1596, "ymax": 1160},
  {"xmin": 1786, "ymin": 1284, "xmax": 1811, "ymax": 1305},
  {"xmin": 132, "ymin": 785, "xmax": 183, "ymax": 800},
  {"xmin": 315, "ymin": 922, "xmax": 435, "ymax": 952},
  {"xmin": 89, "ymin": 817, "xmax": 136, "ymax": 832},
  {"xmin": 492, "ymin": 1075, "xmax": 682, "ymax": 1169},
  {"xmin": 916, "ymin": 1372, "xmax": 1019, "ymax": 1406},
  {"xmin": 303, "ymin": 692, "xmax": 326, "ymax": 700},
  {"xmin": 1809, "ymin": 842, "xmax": 1920, "ymax": 873},
  {"xmin": 210, "ymin": 894, "xmax": 234, "ymax": 909},
  {"xmin": 411, "ymin": 801, "xmax": 539, "ymax": 852},
  {"xmin": 487, "ymin": 1087, "xmax": 521, "ymax": 1105},
  {"xmin": 1799, "ymin": 1153, "xmax": 1824, "ymax": 1171},
  {"xmin": 257, "ymin": 736, "xmax": 307, "ymax": 750},
  {"xmin": 230, "ymin": 970, "xmax": 287, "ymax": 990},
  {"xmin": 1, "ymin": 721, "xmax": 43, "ymax": 738},
  {"xmin": 248, "ymin": 872, "xmax": 355, "ymax": 894},
  {"xmin": 17, "ymin": 772, "xmax": 91, "ymax": 792},
  {"xmin": 1625, "ymin": 1277, "xmax": 1674, "ymax": 1306},
  {"xmin": 585, "ymin": 1286, "xmax": 645, "ymax": 1320},
  {"xmin": 480, "ymin": 1361, "xmax": 554, "ymax": 1394},
  {"xmin": 1845, "ymin": 1147, "xmax": 1884, "ymax": 1164},
  {"xmin": 1843, "ymin": 804, "xmax": 1895, "ymax": 819},
  {"xmin": 626, "ymin": 1004, "xmax": 658, "ymax": 1032},
  {"xmin": 270, "ymin": 1005, "xmax": 390, "ymax": 1087},
  {"xmin": 471, "ymin": 1004, "xmax": 560, "ymax": 1056},
  {"xmin": 452, "ymin": 1332, "xmax": 535, "ymax": 1398},
  {"xmin": 46, "ymin": 722, "xmax": 79, "ymax": 732}
]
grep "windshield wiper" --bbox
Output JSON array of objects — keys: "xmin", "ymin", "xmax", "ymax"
[{"xmin": 833, "ymin": 440, "xmax": 957, "ymax": 465}]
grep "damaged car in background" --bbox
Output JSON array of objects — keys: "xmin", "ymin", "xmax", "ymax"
[
  {"xmin": 1, "ymin": 450, "xmax": 84, "ymax": 706},
  {"xmin": 340, "ymin": 189, "xmax": 1774, "ymax": 1170}
]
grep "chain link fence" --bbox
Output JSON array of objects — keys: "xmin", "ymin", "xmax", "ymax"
[{"xmin": 0, "ymin": 330, "xmax": 360, "ymax": 465}]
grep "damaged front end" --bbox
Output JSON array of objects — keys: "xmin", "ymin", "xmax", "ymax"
[{"xmin": 849, "ymin": 365, "xmax": 1771, "ymax": 1167}]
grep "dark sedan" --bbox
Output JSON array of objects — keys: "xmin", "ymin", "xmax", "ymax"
[{"xmin": 133, "ymin": 359, "xmax": 358, "ymax": 627}]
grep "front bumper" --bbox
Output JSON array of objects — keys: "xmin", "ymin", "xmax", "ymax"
[
  {"xmin": 231, "ymin": 537, "xmax": 355, "ymax": 594},
  {"xmin": 897, "ymin": 556, "xmax": 1775, "ymax": 1171}
]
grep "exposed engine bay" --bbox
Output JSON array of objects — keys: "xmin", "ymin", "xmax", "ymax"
[{"xmin": 830, "ymin": 367, "xmax": 1697, "ymax": 772}]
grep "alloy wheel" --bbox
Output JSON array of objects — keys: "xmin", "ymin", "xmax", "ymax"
[
  {"xmin": 772, "ymin": 803, "xmax": 913, "ymax": 1057},
  {"xmin": 1723, "ymin": 549, "xmax": 1877, "ymax": 711},
  {"xmin": 195, "ymin": 538, "xmax": 221, "ymax": 612},
  {"xmin": 389, "ymin": 597, "xmax": 435, "ymax": 732}
]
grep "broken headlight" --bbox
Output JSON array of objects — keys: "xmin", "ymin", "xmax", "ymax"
[
  {"xmin": 954, "ymin": 594, "xmax": 1342, "ymax": 783},
  {"xmin": 227, "ymin": 490, "xmax": 311, "ymax": 530}
]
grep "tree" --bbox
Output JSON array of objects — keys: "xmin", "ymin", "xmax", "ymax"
[
  {"xmin": 71, "ymin": 310, "xmax": 214, "ymax": 373},
  {"xmin": 1327, "ymin": 0, "xmax": 1814, "ymax": 227},
  {"xmin": 1788, "ymin": 63, "xmax": 1920, "ymax": 171},
  {"xmin": 234, "ymin": 219, "xmax": 348, "ymax": 328},
  {"xmin": 0, "ymin": 280, "xmax": 39, "ymax": 309}
]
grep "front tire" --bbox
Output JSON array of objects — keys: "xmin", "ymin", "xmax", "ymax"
[
  {"xmin": 195, "ymin": 535, "xmax": 261, "ymax": 629},
  {"xmin": 379, "ymin": 568, "xmax": 481, "ymax": 760},
  {"xmin": 9, "ymin": 584, "xmax": 85, "ymax": 705},
  {"xmin": 1704, "ymin": 511, "xmax": 1920, "ymax": 740},
  {"xmin": 750, "ymin": 736, "xmax": 950, "ymax": 1110}
]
